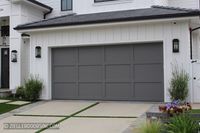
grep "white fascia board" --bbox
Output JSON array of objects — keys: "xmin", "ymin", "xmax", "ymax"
[{"xmin": 17, "ymin": 16, "xmax": 197, "ymax": 33}]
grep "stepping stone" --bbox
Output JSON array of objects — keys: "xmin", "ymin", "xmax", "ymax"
[
  {"xmin": 7, "ymin": 101, "xmax": 30, "ymax": 105},
  {"xmin": 192, "ymin": 104, "xmax": 200, "ymax": 109},
  {"xmin": 0, "ymin": 100, "xmax": 10, "ymax": 103}
]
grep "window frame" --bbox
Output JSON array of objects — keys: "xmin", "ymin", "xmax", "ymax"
[
  {"xmin": 94, "ymin": 0, "xmax": 117, "ymax": 3},
  {"xmin": 61, "ymin": 0, "xmax": 73, "ymax": 11}
]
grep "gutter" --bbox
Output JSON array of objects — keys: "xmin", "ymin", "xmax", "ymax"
[
  {"xmin": 44, "ymin": 8, "xmax": 53, "ymax": 19},
  {"xmin": 190, "ymin": 26, "xmax": 200, "ymax": 61}
]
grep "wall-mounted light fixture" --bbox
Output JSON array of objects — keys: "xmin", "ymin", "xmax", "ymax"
[
  {"xmin": 173, "ymin": 39, "xmax": 179, "ymax": 53},
  {"xmin": 21, "ymin": 33, "xmax": 30, "ymax": 39},
  {"xmin": 11, "ymin": 50, "xmax": 17, "ymax": 62},
  {"xmin": 35, "ymin": 46, "xmax": 41, "ymax": 58}
]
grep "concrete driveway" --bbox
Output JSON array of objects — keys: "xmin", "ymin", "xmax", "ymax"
[{"xmin": 0, "ymin": 101, "xmax": 152, "ymax": 133}]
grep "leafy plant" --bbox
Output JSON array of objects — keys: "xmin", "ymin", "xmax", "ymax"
[
  {"xmin": 15, "ymin": 86, "xmax": 25, "ymax": 99},
  {"xmin": 166, "ymin": 113, "xmax": 199, "ymax": 133},
  {"xmin": 168, "ymin": 66, "xmax": 189, "ymax": 101},
  {"xmin": 138, "ymin": 121, "xmax": 164, "ymax": 133},
  {"xmin": 23, "ymin": 76, "xmax": 43, "ymax": 101}
]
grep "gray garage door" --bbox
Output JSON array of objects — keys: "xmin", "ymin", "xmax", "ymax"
[{"xmin": 52, "ymin": 43, "xmax": 164, "ymax": 101}]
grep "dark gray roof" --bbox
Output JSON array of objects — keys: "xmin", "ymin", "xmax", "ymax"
[
  {"xmin": 15, "ymin": 6, "xmax": 200, "ymax": 30},
  {"xmin": 27, "ymin": 0, "xmax": 53, "ymax": 11}
]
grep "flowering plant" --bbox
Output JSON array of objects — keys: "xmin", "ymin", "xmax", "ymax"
[{"xmin": 159, "ymin": 100, "xmax": 192, "ymax": 116}]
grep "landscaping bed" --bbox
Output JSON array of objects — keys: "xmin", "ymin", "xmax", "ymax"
[
  {"xmin": 146, "ymin": 110, "xmax": 200, "ymax": 123},
  {"xmin": 137, "ymin": 66, "xmax": 200, "ymax": 133}
]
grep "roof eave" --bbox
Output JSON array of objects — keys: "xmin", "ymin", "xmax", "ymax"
[
  {"xmin": 14, "ymin": 13, "xmax": 200, "ymax": 31},
  {"xmin": 15, "ymin": 16, "xmax": 199, "ymax": 33}
]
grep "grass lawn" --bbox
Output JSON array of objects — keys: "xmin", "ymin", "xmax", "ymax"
[
  {"xmin": 0, "ymin": 103, "xmax": 21, "ymax": 115},
  {"xmin": 189, "ymin": 109, "xmax": 200, "ymax": 114}
]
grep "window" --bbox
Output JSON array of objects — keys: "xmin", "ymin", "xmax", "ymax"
[
  {"xmin": 94, "ymin": 0, "xmax": 117, "ymax": 3},
  {"xmin": 61, "ymin": 0, "xmax": 72, "ymax": 11}
]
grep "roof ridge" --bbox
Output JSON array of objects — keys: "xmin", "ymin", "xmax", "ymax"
[{"xmin": 152, "ymin": 5, "xmax": 200, "ymax": 12}]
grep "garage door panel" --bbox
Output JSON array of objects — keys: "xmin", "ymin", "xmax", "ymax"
[
  {"xmin": 53, "ymin": 84, "xmax": 78, "ymax": 99},
  {"xmin": 52, "ymin": 43, "xmax": 164, "ymax": 101},
  {"xmin": 106, "ymin": 83, "xmax": 132, "ymax": 99},
  {"xmin": 53, "ymin": 48, "xmax": 77, "ymax": 66},
  {"xmin": 79, "ymin": 83, "xmax": 104, "ymax": 99},
  {"xmin": 105, "ymin": 45, "xmax": 132, "ymax": 64},
  {"xmin": 79, "ymin": 47, "xmax": 103, "ymax": 65},
  {"xmin": 106, "ymin": 65, "xmax": 131, "ymax": 82},
  {"xmin": 79, "ymin": 66, "xmax": 103, "ymax": 82},
  {"xmin": 53, "ymin": 67, "xmax": 76, "ymax": 82},
  {"xmin": 134, "ymin": 43, "xmax": 163, "ymax": 64},
  {"xmin": 134, "ymin": 83, "xmax": 164, "ymax": 101},
  {"xmin": 134, "ymin": 64, "xmax": 163, "ymax": 82}
]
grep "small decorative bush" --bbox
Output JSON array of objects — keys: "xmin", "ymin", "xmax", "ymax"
[
  {"xmin": 138, "ymin": 121, "xmax": 164, "ymax": 133},
  {"xmin": 15, "ymin": 86, "xmax": 25, "ymax": 99},
  {"xmin": 15, "ymin": 76, "xmax": 43, "ymax": 101},
  {"xmin": 159, "ymin": 100, "xmax": 192, "ymax": 116},
  {"xmin": 168, "ymin": 66, "xmax": 189, "ymax": 101},
  {"xmin": 166, "ymin": 113, "xmax": 199, "ymax": 133},
  {"xmin": 24, "ymin": 76, "xmax": 43, "ymax": 101}
]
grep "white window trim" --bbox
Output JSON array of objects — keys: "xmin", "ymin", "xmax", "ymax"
[
  {"xmin": 93, "ymin": 0, "xmax": 133, "ymax": 6},
  {"xmin": 60, "ymin": 10, "xmax": 74, "ymax": 15}
]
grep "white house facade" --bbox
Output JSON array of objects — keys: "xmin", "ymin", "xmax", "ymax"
[{"xmin": 1, "ymin": 0, "xmax": 200, "ymax": 102}]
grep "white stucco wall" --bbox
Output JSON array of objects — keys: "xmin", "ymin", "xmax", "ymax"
[
  {"xmin": 38, "ymin": 0, "xmax": 168, "ymax": 18},
  {"xmin": 168, "ymin": 0, "xmax": 199, "ymax": 9},
  {"xmin": 154, "ymin": 0, "xmax": 168, "ymax": 5},
  {"xmin": 37, "ymin": 0, "xmax": 200, "ymax": 19},
  {"xmin": 10, "ymin": 2, "xmax": 44, "ymax": 90},
  {"xmin": 27, "ymin": 20, "xmax": 191, "ymax": 102},
  {"xmin": 0, "ymin": 0, "xmax": 11, "ymax": 17}
]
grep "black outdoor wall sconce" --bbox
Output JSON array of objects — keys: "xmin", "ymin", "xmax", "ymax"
[
  {"xmin": 11, "ymin": 50, "xmax": 17, "ymax": 62},
  {"xmin": 35, "ymin": 46, "xmax": 41, "ymax": 58},
  {"xmin": 173, "ymin": 39, "xmax": 179, "ymax": 53}
]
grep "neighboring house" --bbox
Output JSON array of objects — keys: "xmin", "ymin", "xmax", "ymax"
[{"xmin": 1, "ymin": 0, "xmax": 200, "ymax": 102}]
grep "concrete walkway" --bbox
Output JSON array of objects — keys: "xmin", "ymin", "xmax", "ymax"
[{"xmin": 0, "ymin": 101, "xmax": 152, "ymax": 133}]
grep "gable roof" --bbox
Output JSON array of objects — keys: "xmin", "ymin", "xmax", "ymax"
[{"xmin": 14, "ymin": 6, "xmax": 200, "ymax": 30}]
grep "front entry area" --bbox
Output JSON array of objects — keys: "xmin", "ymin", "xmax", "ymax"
[
  {"xmin": 1, "ymin": 48, "xmax": 9, "ymax": 88},
  {"xmin": 52, "ymin": 43, "xmax": 164, "ymax": 102}
]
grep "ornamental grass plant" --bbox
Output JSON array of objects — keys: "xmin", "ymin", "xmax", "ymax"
[{"xmin": 168, "ymin": 66, "xmax": 189, "ymax": 101}]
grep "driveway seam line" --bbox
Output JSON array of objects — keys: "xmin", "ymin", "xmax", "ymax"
[
  {"xmin": 14, "ymin": 114, "xmax": 67, "ymax": 117},
  {"xmin": 35, "ymin": 102, "xmax": 99, "ymax": 133},
  {"xmin": 73, "ymin": 116, "xmax": 138, "ymax": 119},
  {"xmin": 13, "ymin": 114, "xmax": 138, "ymax": 119}
]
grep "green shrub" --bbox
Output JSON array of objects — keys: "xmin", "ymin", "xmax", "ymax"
[
  {"xmin": 15, "ymin": 86, "xmax": 25, "ymax": 99},
  {"xmin": 138, "ymin": 121, "xmax": 164, "ymax": 133},
  {"xmin": 24, "ymin": 76, "xmax": 43, "ymax": 101},
  {"xmin": 166, "ymin": 114, "xmax": 199, "ymax": 133},
  {"xmin": 168, "ymin": 66, "xmax": 189, "ymax": 101}
]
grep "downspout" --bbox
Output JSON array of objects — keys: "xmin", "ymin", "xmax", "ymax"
[
  {"xmin": 191, "ymin": 1, "xmax": 200, "ymax": 61},
  {"xmin": 44, "ymin": 8, "xmax": 53, "ymax": 19},
  {"xmin": 190, "ymin": 26, "xmax": 200, "ymax": 62}
]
